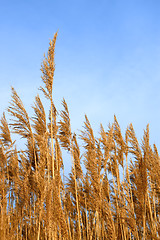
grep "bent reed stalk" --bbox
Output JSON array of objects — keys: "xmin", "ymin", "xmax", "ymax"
[{"xmin": 0, "ymin": 33, "xmax": 160, "ymax": 240}]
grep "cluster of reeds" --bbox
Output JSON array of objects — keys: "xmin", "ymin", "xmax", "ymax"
[{"xmin": 0, "ymin": 33, "xmax": 160, "ymax": 240}]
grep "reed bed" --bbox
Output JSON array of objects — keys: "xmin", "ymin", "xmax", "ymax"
[{"xmin": 0, "ymin": 33, "xmax": 160, "ymax": 240}]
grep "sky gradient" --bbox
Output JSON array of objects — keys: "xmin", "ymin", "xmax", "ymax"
[{"xmin": 1, "ymin": 1, "xmax": 160, "ymax": 169}]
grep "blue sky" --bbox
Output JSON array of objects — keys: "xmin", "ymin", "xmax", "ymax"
[{"xmin": 1, "ymin": 1, "xmax": 160, "ymax": 164}]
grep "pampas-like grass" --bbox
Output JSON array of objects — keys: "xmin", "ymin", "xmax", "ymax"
[{"xmin": 0, "ymin": 33, "xmax": 160, "ymax": 239}]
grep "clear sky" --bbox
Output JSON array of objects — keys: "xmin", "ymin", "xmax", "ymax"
[{"xmin": 1, "ymin": 1, "xmax": 160, "ymax": 160}]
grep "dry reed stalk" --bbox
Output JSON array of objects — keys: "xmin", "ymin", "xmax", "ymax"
[{"xmin": 40, "ymin": 32, "xmax": 58, "ymax": 180}]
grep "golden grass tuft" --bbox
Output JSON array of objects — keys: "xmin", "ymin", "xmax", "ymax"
[{"xmin": 0, "ymin": 33, "xmax": 160, "ymax": 239}]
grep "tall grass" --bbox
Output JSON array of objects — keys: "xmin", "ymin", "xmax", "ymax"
[{"xmin": 0, "ymin": 33, "xmax": 160, "ymax": 239}]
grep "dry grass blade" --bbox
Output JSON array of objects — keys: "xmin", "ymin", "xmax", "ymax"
[
  {"xmin": 58, "ymin": 98, "xmax": 72, "ymax": 151},
  {"xmin": 32, "ymin": 94, "xmax": 47, "ymax": 138},
  {"xmin": 40, "ymin": 32, "xmax": 58, "ymax": 100},
  {"xmin": 8, "ymin": 87, "xmax": 33, "ymax": 139},
  {"xmin": 0, "ymin": 113, "xmax": 12, "ymax": 147}
]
